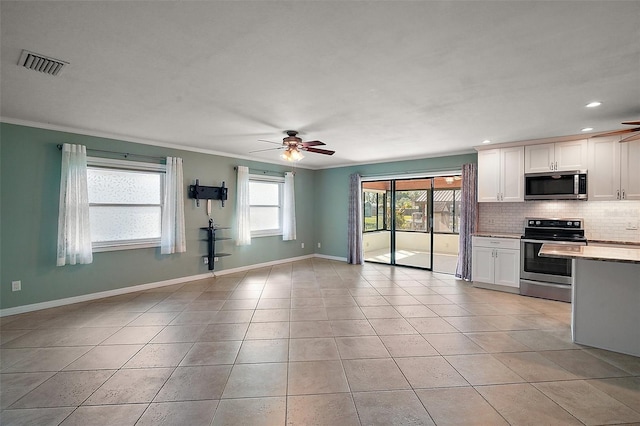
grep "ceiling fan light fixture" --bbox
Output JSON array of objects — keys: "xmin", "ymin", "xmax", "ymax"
[
  {"xmin": 585, "ymin": 101, "xmax": 602, "ymax": 108},
  {"xmin": 581, "ymin": 127, "xmax": 593, "ymax": 132},
  {"xmin": 482, "ymin": 140, "xmax": 491, "ymax": 144},
  {"xmin": 281, "ymin": 147, "xmax": 304, "ymax": 162}
]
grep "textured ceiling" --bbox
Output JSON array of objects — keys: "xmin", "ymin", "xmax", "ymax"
[{"xmin": 1, "ymin": 1, "xmax": 639, "ymax": 169}]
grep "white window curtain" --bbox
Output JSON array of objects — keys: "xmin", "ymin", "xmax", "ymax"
[
  {"xmin": 347, "ymin": 173, "xmax": 364, "ymax": 264},
  {"xmin": 56, "ymin": 143, "xmax": 93, "ymax": 266},
  {"xmin": 161, "ymin": 157, "xmax": 186, "ymax": 254},
  {"xmin": 236, "ymin": 165, "xmax": 251, "ymax": 246},
  {"xmin": 283, "ymin": 171, "xmax": 296, "ymax": 241}
]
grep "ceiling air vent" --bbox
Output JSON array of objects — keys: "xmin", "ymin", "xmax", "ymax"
[{"xmin": 18, "ymin": 50, "xmax": 68, "ymax": 76}]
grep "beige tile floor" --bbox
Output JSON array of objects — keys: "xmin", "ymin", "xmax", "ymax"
[{"xmin": 1, "ymin": 258, "xmax": 639, "ymax": 425}]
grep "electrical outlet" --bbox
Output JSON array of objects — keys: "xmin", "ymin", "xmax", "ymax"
[
  {"xmin": 12, "ymin": 280, "xmax": 21, "ymax": 292},
  {"xmin": 626, "ymin": 221, "xmax": 639, "ymax": 230},
  {"xmin": 301, "ymin": 242, "xmax": 305, "ymax": 249},
  {"xmin": 214, "ymin": 257, "xmax": 219, "ymax": 262},
  {"xmin": 203, "ymin": 257, "xmax": 209, "ymax": 265},
  {"xmin": 317, "ymin": 242, "xmax": 321, "ymax": 249}
]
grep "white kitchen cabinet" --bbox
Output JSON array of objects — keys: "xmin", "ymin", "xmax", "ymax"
[
  {"xmin": 620, "ymin": 139, "xmax": 640, "ymax": 199},
  {"xmin": 477, "ymin": 146, "xmax": 524, "ymax": 202},
  {"xmin": 588, "ymin": 136, "xmax": 640, "ymax": 201},
  {"xmin": 524, "ymin": 140, "xmax": 587, "ymax": 173},
  {"xmin": 472, "ymin": 236, "xmax": 520, "ymax": 289}
]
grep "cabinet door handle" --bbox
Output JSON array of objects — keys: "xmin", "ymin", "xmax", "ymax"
[
  {"xmin": 550, "ymin": 162, "xmax": 554, "ymax": 170},
  {"xmin": 617, "ymin": 190, "xmax": 620, "ymax": 200},
  {"xmin": 622, "ymin": 190, "xmax": 626, "ymax": 199},
  {"xmin": 555, "ymin": 161, "xmax": 558, "ymax": 170}
]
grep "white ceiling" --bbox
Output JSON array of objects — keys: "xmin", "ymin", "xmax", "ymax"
[{"xmin": 1, "ymin": 1, "xmax": 639, "ymax": 169}]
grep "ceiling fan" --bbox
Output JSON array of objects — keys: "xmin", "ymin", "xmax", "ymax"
[
  {"xmin": 252, "ymin": 130, "xmax": 335, "ymax": 162},
  {"xmin": 594, "ymin": 121, "xmax": 640, "ymax": 143}
]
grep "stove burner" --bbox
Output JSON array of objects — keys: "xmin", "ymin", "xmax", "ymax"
[{"xmin": 522, "ymin": 217, "xmax": 586, "ymax": 243}]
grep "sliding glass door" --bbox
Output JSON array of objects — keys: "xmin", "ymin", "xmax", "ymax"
[
  {"xmin": 362, "ymin": 175, "xmax": 462, "ymax": 273},
  {"xmin": 431, "ymin": 176, "xmax": 462, "ymax": 274},
  {"xmin": 362, "ymin": 180, "xmax": 392, "ymax": 265},
  {"xmin": 393, "ymin": 178, "xmax": 433, "ymax": 269}
]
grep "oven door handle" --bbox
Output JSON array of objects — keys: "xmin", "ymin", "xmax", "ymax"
[{"xmin": 521, "ymin": 239, "xmax": 586, "ymax": 246}]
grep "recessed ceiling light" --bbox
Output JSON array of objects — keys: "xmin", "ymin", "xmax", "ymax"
[
  {"xmin": 482, "ymin": 140, "xmax": 491, "ymax": 144},
  {"xmin": 581, "ymin": 127, "xmax": 593, "ymax": 132},
  {"xmin": 585, "ymin": 101, "xmax": 602, "ymax": 108}
]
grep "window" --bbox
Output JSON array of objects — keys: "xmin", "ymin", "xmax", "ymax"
[
  {"xmin": 86, "ymin": 157, "xmax": 165, "ymax": 251},
  {"xmin": 249, "ymin": 175, "xmax": 284, "ymax": 237},
  {"xmin": 433, "ymin": 189, "xmax": 461, "ymax": 234},
  {"xmin": 363, "ymin": 189, "xmax": 386, "ymax": 232},
  {"xmin": 395, "ymin": 189, "xmax": 428, "ymax": 232}
]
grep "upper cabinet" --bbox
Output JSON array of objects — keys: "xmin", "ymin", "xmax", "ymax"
[
  {"xmin": 621, "ymin": 140, "xmax": 640, "ymax": 200},
  {"xmin": 524, "ymin": 140, "xmax": 588, "ymax": 173},
  {"xmin": 478, "ymin": 146, "xmax": 524, "ymax": 202},
  {"xmin": 589, "ymin": 136, "xmax": 640, "ymax": 201}
]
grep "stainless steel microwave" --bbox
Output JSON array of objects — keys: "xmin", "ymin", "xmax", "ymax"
[{"xmin": 524, "ymin": 170, "xmax": 587, "ymax": 200}]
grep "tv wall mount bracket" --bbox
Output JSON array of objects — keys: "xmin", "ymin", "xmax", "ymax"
[{"xmin": 188, "ymin": 179, "xmax": 228, "ymax": 208}]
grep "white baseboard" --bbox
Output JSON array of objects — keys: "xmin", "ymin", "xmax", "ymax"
[
  {"xmin": 0, "ymin": 272, "xmax": 214, "ymax": 317},
  {"xmin": 0, "ymin": 254, "xmax": 345, "ymax": 317},
  {"xmin": 212, "ymin": 254, "xmax": 316, "ymax": 276},
  {"xmin": 314, "ymin": 253, "xmax": 348, "ymax": 262}
]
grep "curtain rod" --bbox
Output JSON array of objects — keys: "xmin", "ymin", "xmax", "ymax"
[
  {"xmin": 361, "ymin": 169, "xmax": 461, "ymax": 180},
  {"xmin": 233, "ymin": 166, "xmax": 294, "ymax": 176},
  {"xmin": 57, "ymin": 144, "xmax": 166, "ymax": 162}
]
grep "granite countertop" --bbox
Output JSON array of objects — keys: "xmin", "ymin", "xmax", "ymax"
[
  {"xmin": 473, "ymin": 232, "xmax": 522, "ymax": 239},
  {"xmin": 588, "ymin": 240, "xmax": 640, "ymax": 247},
  {"xmin": 540, "ymin": 243, "xmax": 640, "ymax": 264}
]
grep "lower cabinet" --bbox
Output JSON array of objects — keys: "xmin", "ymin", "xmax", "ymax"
[{"xmin": 472, "ymin": 236, "xmax": 520, "ymax": 290}]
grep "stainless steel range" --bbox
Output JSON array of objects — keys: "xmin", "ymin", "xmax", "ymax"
[{"xmin": 520, "ymin": 218, "xmax": 587, "ymax": 302}]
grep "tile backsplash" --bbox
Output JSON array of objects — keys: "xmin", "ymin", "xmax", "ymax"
[{"xmin": 479, "ymin": 201, "xmax": 640, "ymax": 243}]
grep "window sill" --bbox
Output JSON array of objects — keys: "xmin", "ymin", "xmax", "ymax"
[
  {"xmin": 93, "ymin": 240, "xmax": 160, "ymax": 252},
  {"xmin": 250, "ymin": 232, "xmax": 283, "ymax": 238}
]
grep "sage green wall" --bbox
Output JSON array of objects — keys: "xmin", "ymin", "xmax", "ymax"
[
  {"xmin": 0, "ymin": 123, "xmax": 316, "ymax": 310},
  {"xmin": 314, "ymin": 154, "xmax": 477, "ymax": 259},
  {"xmin": 0, "ymin": 122, "xmax": 477, "ymax": 311}
]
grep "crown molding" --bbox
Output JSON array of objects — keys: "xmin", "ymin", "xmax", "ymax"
[{"xmin": 0, "ymin": 116, "xmax": 316, "ymax": 170}]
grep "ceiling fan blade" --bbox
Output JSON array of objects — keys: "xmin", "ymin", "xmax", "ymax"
[
  {"xmin": 258, "ymin": 139, "xmax": 283, "ymax": 146},
  {"xmin": 300, "ymin": 140, "xmax": 325, "ymax": 147},
  {"xmin": 593, "ymin": 128, "xmax": 640, "ymax": 137},
  {"xmin": 249, "ymin": 147, "xmax": 284, "ymax": 153},
  {"xmin": 620, "ymin": 132, "xmax": 640, "ymax": 143},
  {"xmin": 622, "ymin": 121, "xmax": 640, "ymax": 126},
  {"xmin": 302, "ymin": 147, "xmax": 335, "ymax": 155}
]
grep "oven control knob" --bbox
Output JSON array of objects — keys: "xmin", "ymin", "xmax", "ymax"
[
  {"xmin": 567, "ymin": 221, "xmax": 572, "ymax": 226},
  {"xmin": 529, "ymin": 220, "xmax": 534, "ymax": 225},
  {"xmin": 535, "ymin": 221, "xmax": 541, "ymax": 225}
]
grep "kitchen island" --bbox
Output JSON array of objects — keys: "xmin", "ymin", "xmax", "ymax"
[{"xmin": 539, "ymin": 244, "xmax": 640, "ymax": 357}]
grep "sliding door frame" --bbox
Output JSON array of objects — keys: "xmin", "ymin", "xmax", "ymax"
[{"xmin": 361, "ymin": 170, "xmax": 461, "ymax": 271}]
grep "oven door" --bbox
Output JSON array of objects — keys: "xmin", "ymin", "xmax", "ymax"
[{"xmin": 520, "ymin": 239, "xmax": 574, "ymax": 285}]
